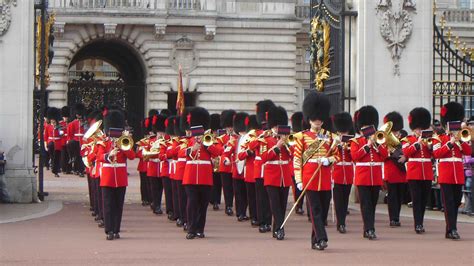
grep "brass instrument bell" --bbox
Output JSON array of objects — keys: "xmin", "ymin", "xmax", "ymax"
[
  {"xmin": 116, "ymin": 135, "xmax": 134, "ymax": 151},
  {"xmin": 457, "ymin": 128, "xmax": 471, "ymax": 142}
]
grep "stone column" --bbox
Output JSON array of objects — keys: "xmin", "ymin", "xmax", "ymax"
[
  {"xmin": 0, "ymin": 0, "xmax": 37, "ymax": 202},
  {"xmin": 354, "ymin": 0, "xmax": 432, "ymax": 123}
]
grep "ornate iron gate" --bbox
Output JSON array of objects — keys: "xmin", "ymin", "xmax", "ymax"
[
  {"xmin": 433, "ymin": 13, "xmax": 474, "ymax": 119},
  {"xmin": 309, "ymin": 0, "xmax": 357, "ymax": 114}
]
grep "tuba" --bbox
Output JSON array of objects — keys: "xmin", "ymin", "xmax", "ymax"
[{"xmin": 375, "ymin": 121, "xmax": 400, "ymax": 150}]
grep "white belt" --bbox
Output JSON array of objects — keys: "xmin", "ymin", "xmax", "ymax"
[
  {"xmin": 307, "ymin": 158, "xmax": 327, "ymax": 164},
  {"xmin": 74, "ymin": 133, "xmax": 84, "ymax": 137},
  {"xmin": 149, "ymin": 159, "xmax": 160, "ymax": 163},
  {"xmin": 255, "ymin": 156, "xmax": 262, "ymax": 161},
  {"xmin": 187, "ymin": 160, "xmax": 211, "ymax": 165},
  {"xmin": 439, "ymin": 158, "xmax": 463, "ymax": 163},
  {"xmin": 102, "ymin": 163, "xmax": 126, "ymax": 168},
  {"xmin": 356, "ymin": 162, "xmax": 383, "ymax": 166},
  {"xmin": 48, "ymin": 137, "xmax": 61, "ymax": 140},
  {"xmin": 266, "ymin": 160, "xmax": 289, "ymax": 165},
  {"xmin": 408, "ymin": 158, "xmax": 431, "ymax": 162},
  {"xmin": 336, "ymin": 162, "xmax": 353, "ymax": 166},
  {"xmin": 177, "ymin": 158, "xmax": 187, "ymax": 162}
]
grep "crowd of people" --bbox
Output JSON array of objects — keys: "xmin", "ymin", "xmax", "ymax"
[{"xmin": 40, "ymin": 92, "xmax": 473, "ymax": 250}]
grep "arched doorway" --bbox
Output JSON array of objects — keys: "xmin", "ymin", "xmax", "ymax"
[{"xmin": 67, "ymin": 39, "xmax": 146, "ymax": 137}]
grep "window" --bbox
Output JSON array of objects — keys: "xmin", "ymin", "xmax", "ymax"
[{"xmin": 458, "ymin": 0, "xmax": 471, "ymax": 9}]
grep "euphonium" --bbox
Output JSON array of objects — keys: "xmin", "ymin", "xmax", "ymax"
[{"xmin": 116, "ymin": 135, "xmax": 134, "ymax": 151}]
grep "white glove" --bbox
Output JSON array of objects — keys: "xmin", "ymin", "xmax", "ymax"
[
  {"xmin": 224, "ymin": 158, "xmax": 231, "ymax": 166},
  {"xmin": 320, "ymin": 157, "xmax": 330, "ymax": 166},
  {"xmin": 296, "ymin": 182, "xmax": 303, "ymax": 191},
  {"xmin": 59, "ymin": 130, "xmax": 64, "ymax": 136}
]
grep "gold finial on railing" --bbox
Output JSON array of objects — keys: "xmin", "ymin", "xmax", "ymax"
[
  {"xmin": 440, "ymin": 16, "xmax": 446, "ymax": 29},
  {"xmin": 433, "ymin": 0, "xmax": 437, "ymax": 15},
  {"xmin": 447, "ymin": 28, "xmax": 452, "ymax": 42},
  {"xmin": 470, "ymin": 47, "xmax": 474, "ymax": 60}
]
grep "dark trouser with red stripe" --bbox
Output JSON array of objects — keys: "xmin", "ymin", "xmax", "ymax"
[
  {"xmin": 246, "ymin": 182, "xmax": 257, "ymax": 221},
  {"xmin": 92, "ymin": 178, "xmax": 103, "ymax": 220},
  {"xmin": 256, "ymin": 179, "xmax": 272, "ymax": 226},
  {"xmin": 162, "ymin": 176, "xmax": 173, "ymax": 215},
  {"xmin": 221, "ymin": 172, "xmax": 234, "ymax": 208},
  {"xmin": 67, "ymin": 140, "xmax": 84, "ymax": 174},
  {"xmin": 102, "ymin": 186, "xmax": 126, "ymax": 234},
  {"xmin": 171, "ymin": 179, "xmax": 180, "ymax": 220},
  {"xmin": 408, "ymin": 180, "xmax": 431, "ymax": 227},
  {"xmin": 177, "ymin": 180, "xmax": 187, "ymax": 223},
  {"xmin": 387, "ymin": 182, "xmax": 406, "ymax": 222},
  {"xmin": 139, "ymin": 172, "xmax": 151, "ymax": 203},
  {"xmin": 291, "ymin": 175, "xmax": 304, "ymax": 209},
  {"xmin": 60, "ymin": 147, "xmax": 71, "ymax": 173},
  {"xmin": 185, "ymin": 185, "xmax": 211, "ymax": 234},
  {"xmin": 357, "ymin": 185, "xmax": 381, "ymax": 232},
  {"xmin": 150, "ymin": 177, "xmax": 163, "ymax": 212},
  {"xmin": 210, "ymin": 172, "xmax": 222, "ymax": 205},
  {"xmin": 266, "ymin": 186, "xmax": 289, "ymax": 234},
  {"xmin": 440, "ymin": 184, "xmax": 463, "ymax": 232},
  {"xmin": 87, "ymin": 174, "xmax": 94, "ymax": 210},
  {"xmin": 333, "ymin": 183, "xmax": 352, "ymax": 227},
  {"xmin": 233, "ymin": 179, "xmax": 248, "ymax": 217},
  {"xmin": 307, "ymin": 190, "xmax": 331, "ymax": 244},
  {"xmin": 47, "ymin": 142, "xmax": 61, "ymax": 174}
]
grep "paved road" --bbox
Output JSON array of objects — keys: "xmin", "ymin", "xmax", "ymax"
[{"xmin": 1, "ymin": 162, "xmax": 473, "ymax": 265}]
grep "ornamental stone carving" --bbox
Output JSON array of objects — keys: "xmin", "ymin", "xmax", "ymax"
[
  {"xmin": 204, "ymin": 25, "xmax": 216, "ymax": 40},
  {"xmin": 154, "ymin": 23, "xmax": 166, "ymax": 40},
  {"xmin": 376, "ymin": 0, "xmax": 417, "ymax": 75},
  {"xmin": 104, "ymin": 23, "xmax": 117, "ymax": 37},
  {"xmin": 0, "ymin": 0, "xmax": 17, "ymax": 37},
  {"xmin": 170, "ymin": 36, "xmax": 199, "ymax": 75}
]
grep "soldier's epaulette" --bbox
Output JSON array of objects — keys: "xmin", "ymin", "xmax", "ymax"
[
  {"xmin": 349, "ymin": 137, "xmax": 359, "ymax": 145},
  {"xmin": 96, "ymin": 141, "xmax": 106, "ymax": 147},
  {"xmin": 292, "ymin": 131, "xmax": 304, "ymax": 141},
  {"xmin": 400, "ymin": 137, "xmax": 409, "ymax": 143},
  {"xmin": 432, "ymin": 134, "xmax": 441, "ymax": 143}
]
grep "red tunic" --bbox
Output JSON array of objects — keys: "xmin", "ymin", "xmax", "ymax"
[
  {"xmin": 67, "ymin": 119, "xmax": 85, "ymax": 143},
  {"xmin": 175, "ymin": 138, "xmax": 189, "ymax": 181},
  {"xmin": 384, "ymin": 146, "xmax": 407, "ymax": 183},
  {"xmin": 432, "ymin": 134, "xmax": 471, "ymax": 184},
  {"xmin": 237, "ymin": 139, "xmax": 256, "ymax": 183},
  {"xmin": 44, "ymin": 124, "xmax": 64, "ymax": 151},
  {"xmin": 401, "ymin": 135, "xmax": 434, "ymax": 181},
  {"xmin": 217, "ymin": 134, "xmax": 232, "ymax": 173},
  {"xmin": 350, "ymin": 137, "xmax": 389, "ymax": 186},
  {"xmin": 59, "ymin": 120, "xmax": 68, "ymax": 147},
  {"xmin": 167, "ymin": 138, "xmax": 180, "ymax": 180},
  {"xmin": 223, "ymin": 134, "xmax": 244, "ymax": 180},
  {"xmin": 332, "ymin": 144, "xmax": 354, "ymax": 185},
  {"xmin": 261, "ymin": 135, "xmax": 292, "ymax": 188},
  {"xmin": 183, "ymin": 137, "xmax": 222, "ymax": 186},
  {"xmin": 96, "ymin": 139, "xmax": 135, "ymax": 187},
  {"xmin": 248, "ymin": 129, "xmax": 267, "ymax": 179},
  {"xmin": 136, "ymin": 147, "xmax": 148, "ymax": 173}
]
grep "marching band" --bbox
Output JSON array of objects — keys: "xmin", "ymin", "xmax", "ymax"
[{"xmin": 41, "ymin": 92, "xmax": 473, "ymax": 248}]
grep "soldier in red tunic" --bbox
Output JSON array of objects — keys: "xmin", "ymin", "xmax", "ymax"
[
  {"xmin": 182, "ymin": 107, "xmax": 222, "ymax": 239},
  {"xmin": 432, "ymin": 102, "xmax": 471, "ymax": 240},
  {"xmin": 218, "ymin": 109, "xmax": 236, "ymax": 216},
  {"xmin": 159, "ymin": 109, "xmax": 174, "ymax": 220},
  {"xmin": 164, "ymin": 116, "xmax": 180, "ymax": 221},
  {"xmin": 351, "ymin": 105, "xmax": 389, "ymax": 240},
  {"xmin": 209, "ymin": 113, "xmax": 222, "ymax": 210},
  {"xmin": 262, "ymin": 105, "xmax": 292, "ymax": 241},
  {"xmin": 290, "ymin": 111, "xmax": 305, "ymax": 215},
  {"xmin": 331, "ymin": 112, "xmax": 355, "ymax": 234},
  {"xmin": 67, "ymin": 103, "xmax": 86, "ymax": 177},
  {"xmin": 401, "ymin": 107, "xmax": 433, "ymax": 234},
  {"xmin": 59, "ymin": 106, "xmax": 72, "ymax": 174},
  {"xmin": 44, "ymin": 107, "xmax": 63, "ymax": 177},
  {"xmin": 175, "ymin": 115, "xmax": 190, "ymax": 230},
  {"xmin": 95, "ymin": 110, "xmax": 136, "ymax": 240},
  {"xmin": 136, "ymin": 117, "xmax": 152, "ymax": 206},
  {"xmin": 383, "ymin": 112, "xmax": 407, "ymax": 227},
  {"xmin": 294, "ymin": 92, "xmax": 337, "ymax": 250}
]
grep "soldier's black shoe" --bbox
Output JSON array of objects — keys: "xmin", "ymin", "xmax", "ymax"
[
  {"xmin": 54, "ymin": 174, "xmax": 60, "ymax": 178},
  {"xmin": 415, "ymin": 225, "xmax": 425, "ymax": 234},
  {"xmin": 167, "ymin": 212, "xmax": 175, "ymax": 221},
  {"xmin": 213, "ymin": 204, "xmax": 219, "ymax": 210},
  {"xmin": 276, "ymin": 229, "xmax": 285, "ymax": 240},
  {"xmin": 390, "ymin": 220, "xmax": 401, "ymax": 227},
  {"xmin": 225, "ymin": 207, "xmax": 234, "ymax": 216},
  {"xmin": 295, "ymin": 207, "xmax": 304, "ymax": 215},
  {"xmin": 141, "ymin": 201, "xmax": 147, "ymax": 206},
  {"xmin": 186, "ymin": 233, "xmax": 197, "ymax": 240},
  {"xmin": 91, "ymin": 212, "xmax": 97, "ymax": 217},
  {"xmin": 89, "ymin": 207, "xmax": 94, "ymax": 212},
  {"xmin": 259, "ymin": 225, "xmax": 267, "ymax": 233},
  {"xmin": 153, "ymin": 208, "xmax": 163, "ymax": 215},
  {"xmin": 183, "ymin": 223, "xmax": 188, "ymax": 231},
  {"xmin": 265, "ymin": 224, "xmax": 272, "ymax": 232},
  {"xmin": 251, "ymin": 220, "xmax": 259, "ymax": 227},
  {"xmin": 445, "ymin": 230, "xmax": 460, "ymax": 240},
  {"xmin": 114, "ymin": 233, "xmax": 120, "ymax": 239},
  {"xmin": 363, "ymin": 230, "xmax": 377, "ymax": 240},
  {"xmin": 237, "ymin": 215, "xmax": 249, "ymax": 222},
  {"xmin": 337, "ymin": 225, "xmax": 346, "ymax": 234},
  {"xmin": 98, "ymin": 220, "xmax": 104, "ymax": 228},
  {"xmin": 312, "ymin": 240, "xmax": 328, "ymax": 250},
  {"xmin": 176, "ymin": 219, "xmax": 184, "ymax": 227},
  {"xmin": 79, "ymin": 173, "xmax": 85, "ymax": 178},
  {"xmin": 196, "ymin": 233, "xmax": 205, "ymax": 238},
  {"xmin": 106, "ymin": 232, "xmax": 114, "ymax": 240}
]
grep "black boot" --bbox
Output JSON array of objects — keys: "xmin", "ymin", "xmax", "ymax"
[
  {"xmin": 106, "ymin": 232, "xmax": 114, "ymax": 240},
  {"xmin": 312, "ymin": 240, "xmax": 328, "ymax": 250},
  {"xmin": 415, "ymin": 225, "xmax": 425, "ymax": 234},
  {"xmin": 337, "ymin": 225, "xmax": 346, "ymax": 234}
]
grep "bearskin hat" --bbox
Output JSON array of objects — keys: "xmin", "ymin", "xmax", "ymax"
[
  {"xmin": 180, "ymin": 107, "xmax": 192, "ymax": 131},
  {"xmin": 256, "ymin": 100, "xmax": 276, "ymax": 125},
  {"xmin": 210, "ymin": 114, "xmax": 221, "ymax": 131},
  {"xmin": 302, "ymin": 91, "xmax": 331, "ymax": 123},
  {"xmin": 61, "ymin": 106, "xmax": 70, "ymax": 118},
  {"xmin": 47, "ymin": 107, "xmax": 61, "ymax": 122},
  {"xmin": 248, "ymin": 115, "xmax": 259, "ymax": 130},
  {"xmin": 291, "ymin": 112, "xmax": 304, "ymax": 132},
  {"xmin": 408, "ymin": 107, "xmax": 431, "ymax": 130},
  {"xmin": 188, "ymin": 107, "xmax": 210, "ymax": 130},
  {"xmin": 165, "ymin": 116, "xmax": 176, "ymax": 136},
  {"xmin": 357, "ymin": 105, "xmax": 379, "ymax": 129},
  {"xmin": 104, "ymin": 110, "xmax": 125, "ymax": 133},
  {"xmin": 160, "ymin": 109, "xmax": 171, "ymax": 118},
  {"xmin": 148, "ymin": 109, "xmax": 159, "ymax": 118},
  {"xmin": 332, "ymin": 112, "xmax": 354, "ymax": 134},
  {"xmin": 440, "ymin": 102, "xmax": 464, "ymax": 127},
  {"xmin": 267, "ymin": 106, "xmax": 288, "ymax": 128},
  {"xmin": 73, "ymin": 103, "xmax": 86, "ymax": 117},
  {"xmin": 233, "ymin": 112, "xmax": 249, "ymax": 134},
  {"xmin": 221, "ymin": 109, "xmax": 236, "ymax": 128},
  {"xmin": 152, "ymin": 114, "xmax": 166, "ymax": 133},
  {"xmin": 174, "ymin": 116, "xmax": 185, "ymax": 137},
  {"xmin": 384, "ymin": 111, "xmax": 404, "ymax": 132},
  {"xmin": 87, "ymin": 109, "xmax": 102, "ymax": 124}
]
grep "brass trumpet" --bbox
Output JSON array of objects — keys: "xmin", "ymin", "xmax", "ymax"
[
  {"xmin": 116, "ymin": 135, "xmax": 134, "ymax": 151},
  {"xmin": 286, "ymin": 134, "xmax": 296, "ymax": 146},
  {"xmin": 202, "ymin": 132, "xmax": 215, "ymax": 147},
  {"xmin": 456, "ymin": 128, "xmax": 471, "ymax": 142}
]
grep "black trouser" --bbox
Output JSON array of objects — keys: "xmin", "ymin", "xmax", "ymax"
[
  {"xmin": 256, "ymin": 179, "xmax": 272, "ymax": 226},
  {"xmin": 60, "ymin": 147, "xmax": 71, "ymax": 173},
  {"xmin": 307, "ymin": 190, "xmax": 331, "ymax": 244},
  {"xmin": 102, "ymin": 186, "xmax": 126, "ymax": 234},
  {"xmin": 233, "ymin": 179, "xmax": 248, "ymax": 217},
  {"xmin": 162, "ymin": 176, "xmax": 173, "ymax": 214},
  {"xmin": 333, "ymin": 184, "xmax": 352, "ymax": 226},
  {"xmin": 266, "ymin": 186, "xmax": 289, "ymax": 233},
  {"xmin": 139, "ymin": 172, "xmax": 151, "ymax": 203},
  {"xmin": 92, "ymin": 178, "xmax": 103, "ymax": 220},
  {"xmin": 185, "ymin": 185, "xmax": 211, "ymax": 234},
  {"xmin": 171, "ymin": 180, "xmax": 180, "ymax": 220},
  {"xmin": 67, "ymin": 140, "xmax": 84, "ymax": 174},
  {"xmin": 47, "ymin": 142, "xmax": 61, "ymax": 174},
  {"xmin": 87, "ymin": 174, "xmax": 94, "ymax": 210},
  {"xmin": 42, "ymin": 142, "xmax": 50, "ymax": 168},
  {"xmin": 210, "ymin": 172, "xmax": 222, "ymax": 205},
  {"xmin": 357, "ymin": 185, "xmax": 380, "ymax": 232},
  {"xmin": 177, "ymin": 180, "xmax": 187, "ymax": 223},
  {"xmin": 291, "ymin": 175, "xmax": 304, "ymax": 209},
  {"xmin": 221, "ymin": 172, "xmax": 234, "ymax": 208},
  {"xmin": 387, "ymin": 182, "xmax": 405, "ymax": 222},
  {"xmin": 440, "ymin": 184, "xmax": 463, "ymax": 232},
  {"xmin": 246, "ymin": 182, "xmax": 257, "ymax": 221},
  {"xmin": 408, "ymin": 180, "xmax": 431, "ymax": 227},
  {"xmin": 150, "ymin": 177, "xmax": 163, "ymax": 211}
]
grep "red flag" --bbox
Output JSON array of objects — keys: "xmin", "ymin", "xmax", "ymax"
[{"xmin": 176, "ymin": 65, "xmax": 185, "ymax": 116}]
